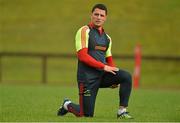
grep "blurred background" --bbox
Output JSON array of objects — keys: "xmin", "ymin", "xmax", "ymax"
[{"xmin": 0, "ymin": 0, "xmax": 180, "ymax": 89}]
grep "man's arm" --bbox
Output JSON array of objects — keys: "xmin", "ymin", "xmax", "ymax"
[
  {"xmin": 105, "ymin": 34, "xmax": 116, "ymax": 67},
  {"xmin": 77, "ymin": 48, "xmax": 105, "ymax": 69},
  {"xmin": 75, "ymin": 26, "xmax": 105, "ymax": 69},
  {"xmin": 78, "ymin": 48, "xmax": 118, "ymax": 74},
  {"xmin": 75, "ymin": 26, "xmax": 118, "ymax": 74},
  {"xmin": 106, "ymin": 56, "xmax": 115, "ymax": 67}
]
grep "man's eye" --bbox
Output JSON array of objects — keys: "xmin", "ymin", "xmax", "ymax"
[
  {"xmin": 94, "ymin": 13, "xmax": 99, "ymax": 16},
  {"xmin": 94, "ymin": 13, "xmax": 105, "ymax": 17}
]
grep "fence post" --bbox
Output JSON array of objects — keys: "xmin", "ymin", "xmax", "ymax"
[
  {"xmin": 133, "ymin": 44, "xmax": 141, "ymax": 89},
  {"xmin": 42, "ymin": 56, "xmax": 47, "ymax": 84}
]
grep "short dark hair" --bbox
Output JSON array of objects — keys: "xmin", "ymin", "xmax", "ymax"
[{"xmin": 91, "ymin": 4, "xmax": 107, "ymax": 15}]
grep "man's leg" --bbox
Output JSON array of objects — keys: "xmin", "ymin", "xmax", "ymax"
[
  {"xmin": 65, "ymin": 82, "xmax": 84, "ymax": 117},
  {"xmin": 100, "ymin": 69, "xmax": 132, "ymax": 107},
  {"xmin": 57, "ymin": 83, "xmax": 84, "ymax": 117},
  {"xmin": 58, "ymin": 80, "xmax": 100, "ymax": 117},
  {"xmin": 83, "ymin": 83, "xmax": 99, "ymax": 117},
  {"xmin": 100, "ymin": 69, "xmax": 133, "ymax": 118}
]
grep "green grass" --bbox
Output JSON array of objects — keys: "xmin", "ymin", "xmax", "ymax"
[
  {"xmin": 1, "ymin": 84, "xmax": 180, "ymax": 122},
  {"xmin": 1, "ymin": 57, "xmax": 180, "ymax": 89},
  {"xmin": 1, "ymin": 0, "xmax": 180, "ymax": 55},
  {"xmin": 1, "ymin": 1, "xmax": 180, "ymax": 120},
  {"xmin": 0, "ymin": 0, "xmax": 180, "ymax": 89}
]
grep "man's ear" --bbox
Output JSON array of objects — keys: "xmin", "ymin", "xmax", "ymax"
[{"xmin": 104, "ymin": 15, "xmax": 107, "ymax": 21}]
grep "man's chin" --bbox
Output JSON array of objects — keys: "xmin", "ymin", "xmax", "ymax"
[{"xmin": 94, "ymin": 23, "xmax": 102, "ymax": 27}]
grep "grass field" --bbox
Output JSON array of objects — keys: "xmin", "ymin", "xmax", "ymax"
[
  {"xmin": 1, "ymin": 0, "xmax": 180, "ymax": 88},
  {"xmin": 1, "ymin": 58, "xmax": 180, "ymax": 89},
  {"xmin": 1, "ymin": 0, "xmax": 180, "ymax": 122},
  {"xmin": 1, "ymin": 84, "xmax": 180, "ymax": 122},
  {"xmin": 1, "ymin": 0, "xmax": 180, "ymax": 55}
]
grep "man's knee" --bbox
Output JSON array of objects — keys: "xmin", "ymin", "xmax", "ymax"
[
  {"xmin": 125, "ymin": 71, "xmax": 132, "ymax": 83},
  {"xmin": 117, "ymin": 70, "xmax": 132, "ymax": 84}
]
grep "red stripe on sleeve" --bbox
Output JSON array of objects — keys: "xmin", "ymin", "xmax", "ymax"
[
  {"xmin": 106, "ymin": 56, "xmax": 116, "ymax": 67},
  {"xmin": 77, "ymin": 48, "xmax": 105, "ymax": 69}
]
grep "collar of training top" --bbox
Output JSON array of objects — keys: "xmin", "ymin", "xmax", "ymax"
[{"xmin": 88, "ymin": 22, "xmax": 104, "ymax": 35}]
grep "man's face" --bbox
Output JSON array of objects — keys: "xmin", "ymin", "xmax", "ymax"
[{"xmin": 91, "ymin": 8, "xmax": 107, "ymax": 27}]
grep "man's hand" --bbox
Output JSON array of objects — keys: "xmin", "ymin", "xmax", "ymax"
[{"xmin": 103, "ymin": 65, "xmax": 119, "ymax": 75}]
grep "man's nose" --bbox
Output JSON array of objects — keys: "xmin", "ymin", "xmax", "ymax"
[{"xmin": 97, "ymin": 15, "xmax": 101, "ymax": 19}]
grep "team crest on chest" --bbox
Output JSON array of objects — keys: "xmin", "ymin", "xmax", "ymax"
[{"xmin": 95, "ymin": 45, "xmax": 107, "ymax": 51}]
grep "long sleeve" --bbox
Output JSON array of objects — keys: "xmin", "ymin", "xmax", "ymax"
[
  {"xmin": 77, "ymin": 48, "xmax": 105, "ymax": 69},
  {"xmin": 106, "ymin": 56, "xmax": 115, "ymax": 67}
]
